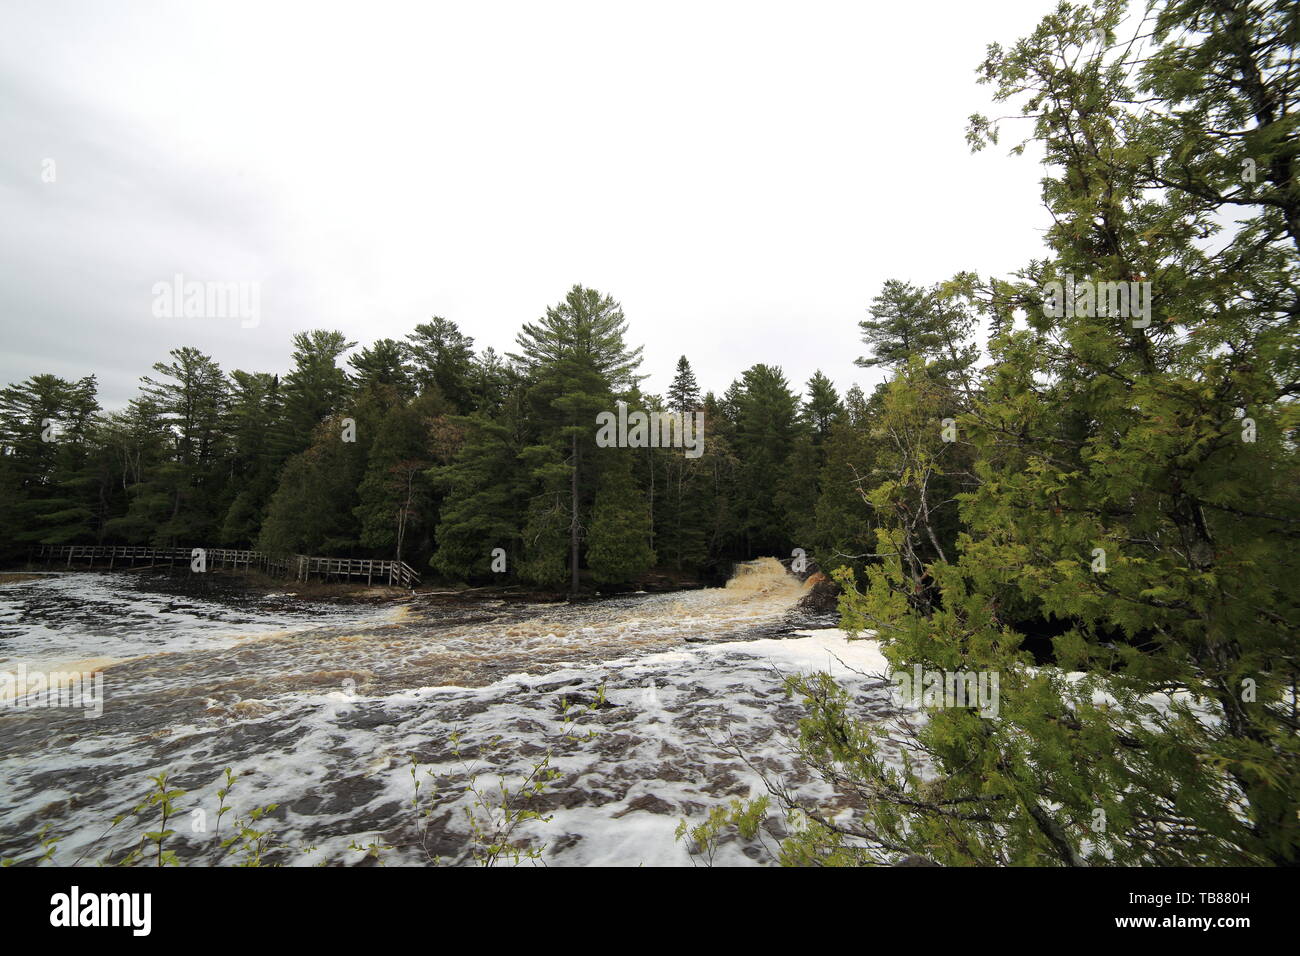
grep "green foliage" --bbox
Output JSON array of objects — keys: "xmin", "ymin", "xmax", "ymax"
[
  {"xmin": 667, "ymin": 355, "xmax": 701, "ymax": 412},
  {"xmin": 518, "ymin": 482, "xmax": 569, "ymax": 588},
  {"xmin": 1, "ymin": 283, "xmax": 836, "ymax": 587},
  {"xmin": 406, "ymin": 317, "xmax": 476, "ymax": 412},
  {"xmin": 430, "ymin": 413, "xmax": 525, "ymax": 579},
  {"xmin": 446, "ymin": 686, "xmax": 605, "ymax": 866},
  {"xmin": 279, "ymin": 330, "xmax": 356, "ymax": 446},
  {"xmin": 856, "ymin": 280, "xmax": 978, "ymax": 376},
  {"xmin": 257, "ymin": 415, "xmax": 366, "ymax": 555},
  {"xmin": 509, "ymin": 285, "xmax": 644, "ymax": 592},
  {"xmin": 348, "ymin": 338, "xmax": 414, "ymax": 405},
  {"xmin": 676, "ymin": 795, "xmax": 772, "ymax": 866},
  {"xmin": 681, "ymin": 0, "xmax": 1298, "ymax": 868},
  {"xmin": 0, "ymin": 373, "xmax": 102, "ymax": 551},
  {"xmin": 802, "ymin": 370, "xmax": 842, "ymax": 445},
  {"xmin": 729, "ymin": 364, "xmax": 802, "ymax": 556},
  {"xmin": 586, "ymin": 448, "xmax": 655, "ymax": 585},
  {"xmin": 354, "ymin": 396, "xmax": 448, "ymax": 561}
]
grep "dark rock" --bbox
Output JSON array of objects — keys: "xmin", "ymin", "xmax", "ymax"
[
  {"xmin": 611, "ymin": 793, "xmax": 676, "ymax": 818},
  {"xmin": 796, "ymin": 571, "xmax": 840, "ymax": 613}
]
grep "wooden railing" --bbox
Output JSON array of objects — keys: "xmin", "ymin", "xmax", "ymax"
[
  {"xmin": 287, "ymin": 554, "xmax": 422, "ymax": 588},
  {"xmin": 32, "ymin": 545, "xmax": 421, "ymax": 588}
]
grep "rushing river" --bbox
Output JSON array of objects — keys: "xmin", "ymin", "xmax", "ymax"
[{"xmin": 0, "ymin": 560, "xmax": 898, "ymax": 866}]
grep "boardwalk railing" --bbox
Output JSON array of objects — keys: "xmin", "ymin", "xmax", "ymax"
[
  {"xmin": 33, "ymin": 545, "xmax": 421, "ymax": 588},
  {"xmin": 287, "ymin": 554, "xmax": 421, "ymax": 588}
]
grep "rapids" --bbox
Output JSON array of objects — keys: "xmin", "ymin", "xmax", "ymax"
[{"xmin": 0, "ymin": 558, "xmax": 899, "ymax": 866}]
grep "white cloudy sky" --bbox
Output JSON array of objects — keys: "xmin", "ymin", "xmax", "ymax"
[{"xmin": 1, "ymin": 0, "xmax": 1054, "ymax": 409}]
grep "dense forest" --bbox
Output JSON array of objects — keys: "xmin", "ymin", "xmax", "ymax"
[
  {"xmin": 0, "ymin": 286, "xmax": 868, "ymax": 589},
  {"xmin": 0, "ymin": 0, "xmax": 1296, "ymax": 865}
]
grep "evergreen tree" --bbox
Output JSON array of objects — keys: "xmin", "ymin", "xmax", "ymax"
[
  {"xmin": 856, "ymin": 280, "xmax": 978, "ymax": 377},
  {"xmin": 667, "ymin": 355, "xmax": 701, "ymax": 412},
  {"xmin": 779, "ymin": 0, "xmax": 1299, "ymax": 867},
  {"xmin": 127, "ymin": 348, "xmax": 228, "ymax": 544},
  {"xmin": 100, "ymin": 396, "xmax": 171, "ymax": 544},
  {"xmin": 855, "ymin": 280, "xmax": 938, "ymax": 370},
  {"xmin": 773, "ymin": 432, "xmax": 819, "ymax": 555},
  {"xmin": 348, "ymin": 338, "xmax": 414, "ymax": 406},
  {"xmin": 586, "ymin": 447, "xmax": 655, "ymax": 585},
  {"xmin": 277, "ymin": 330, "xmax": 356, "ymax": 456},
  {"xmin": 0, "ymin": 373, "xmax": 101, "ymax": 546},
  {"xmin": 218, "ymin": 371, "xmax": 282, "ymax": 546},
  {"xmin": 407, "ymin": 317, "xmax": 475, "ymax": 412},
  {"xmin": 511, "ymin": 285, "xmax": 643, "ymax": 593},
  {"xmin": 354, "ymin": 399, "xmax": 438, "ymax": 562},
  {"xmin": 517, "ymin": 443, "xmax": 570, "ymax": 589},
  {"xmin": 467, "ymin": 346, "xmax": 512, "ymax": 415},
  {"xmin": 0, "ymin": 373, "xmax": 100, "ymax": 484},
  {"xmin": 811, "ymin": 405, "xmax": 875, "ymax": 574},
  {"xmin": 802, "ymin": 371, "xmax": 842, "ymax": 446},
  {"xmin": 258, "ymin": 414, "xmax": 365, "ymax": 555},
  {"xmin": 730, "ymin": 364, "xmax": 801, "ymax": 556},
  {"xmin": 430, "ymin": 412, "xmax": 525, "ymax": 580}
]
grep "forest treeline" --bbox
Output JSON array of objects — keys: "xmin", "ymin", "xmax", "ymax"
[
  {"xmin": 0, "ymin": 286, "xmax": 883, "ymax": 589},
  {"xmin": 0, "ymin": 0, "xmax": 1296, "ymax": 866}
]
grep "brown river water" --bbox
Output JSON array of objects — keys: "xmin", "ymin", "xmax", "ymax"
[{"xmin": 0, "ymin": 560, "xmax": 899, "ymax": 866}]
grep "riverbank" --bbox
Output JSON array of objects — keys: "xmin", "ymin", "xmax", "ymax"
[
  {"xmin": 0, "ymin": 573, "xmax": 44, "ymax": 585},
  {"xmin": 4, "ymin": 561, "xmax": 718, "ymax": 605}
]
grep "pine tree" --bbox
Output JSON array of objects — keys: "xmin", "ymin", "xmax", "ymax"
[
  {"xmin": 354, "ymin": 397, "xmax": 442, "ymax": 563},
  {"xmin": 467, "ymin": 347, "xmax": 513, "ymax": 415},
  {"xmin": 0, "ymin": 373, "xmax": 101, "ymax": 546},
  {"xmin": 406, "ymin": 317, "xmax": 476, "ymax": 412},
  {"xmin": 218, "ymin": 370, "xmax": 282, "ymax": 546},
  {"xmin": 517, "ymin": 442, "xmax": 570, "ymax": 589},
  {"xmin": 100, "ymin": 396, "xmax": 170, "ymax": 544},
  {"xmin": 258, "ymin": 414, "xmax": 365, "ymax": 555},
  {"xmin": 856, "ymin": 280, "xmax": 977, "ymax": 377},
  {"xmin": 802, "ymin": 371, "xmax": 842, "ymax": 446},
  {"xmin": 131, "ymin": 348, "xmax": 229, "ymax": 544},
  {"xmin": 430, "ymin": 413, "xmax": 525, "ymax": 580},
  {"xmin": 773, "ymin": 433, "xmax": 819, "ymax": 555},
  {"xmin": 667, "ymin": 355, "xmax": 701, "ymax": 412},
  {"xmin": 511, "ymin": 285, "xmax": 643, "ymax": 593},
  {"xmin": 855, "ymin": 280, "xmax": 937, "ymax": 370},
  {"xmin": 0, "ymin": 377, "xmax": 101, "ymax": 548},
  {"xmin": 730, "ymin": 364, "xmax": 801, "ymax": 556},
  {"xmin": 811, "ymin": 406, "xmax": 874, "ymax": 574},
  {"xmin": 348, "ymin": 338, "xmax": 414, "ymax": 406},
  {"xmin": 277, "ymin": 330, "xmax": 356, "ymax": 457}
]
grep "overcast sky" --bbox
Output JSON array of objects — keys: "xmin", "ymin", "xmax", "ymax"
[{"xmin": 1, "ymin": 0, "xmax": 1054, "ymax": 410}]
